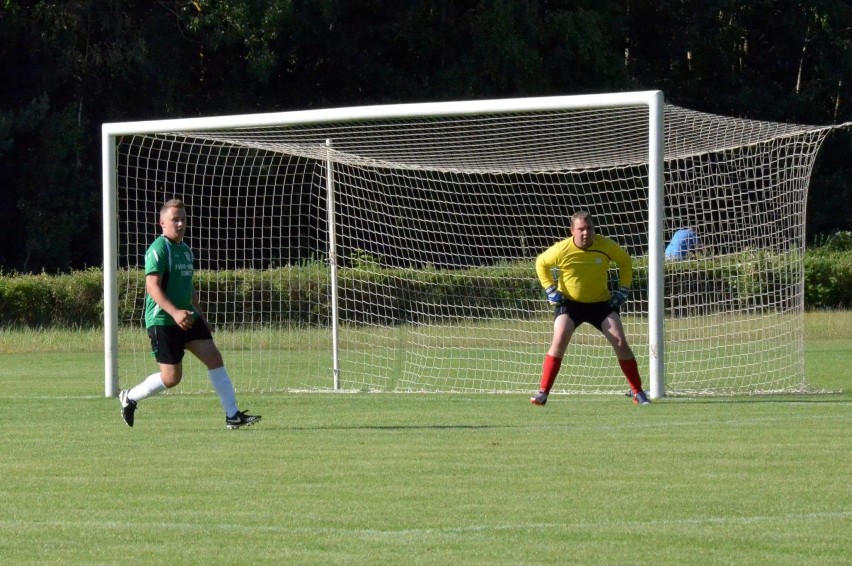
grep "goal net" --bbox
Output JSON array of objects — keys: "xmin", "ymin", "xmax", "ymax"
[{"xmin": 102, "ymin": 92, "xmax": 832, "ymax": 397}]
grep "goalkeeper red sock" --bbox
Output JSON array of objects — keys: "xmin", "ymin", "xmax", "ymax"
[
  {"xmin": 539, "ymin": 354, "xmax": 562, "ymax": 393},
  {"xmin": 619, "ymin": 358, "xmax": 643, "ymax": 394}
]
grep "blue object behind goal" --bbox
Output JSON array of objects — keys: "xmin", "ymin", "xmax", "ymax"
[{"xmin": 665, "ymin": 228, "xmax": 699, "ymax": 260}]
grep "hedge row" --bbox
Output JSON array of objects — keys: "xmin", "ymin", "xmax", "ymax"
[
  {"xmin": 804, "ymin": 250, "xmax": 852, "ymax": 309},
  {"xmin": 0, "ymin": 269, "xmax": 105, "ymax": 328},
  {"xmin": 1, "ymin": 251, "xmax": 850, "ymax": 328}
]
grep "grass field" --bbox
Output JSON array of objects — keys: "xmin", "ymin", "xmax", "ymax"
[{"xmin": 0, "ymin": 313, "xmax": 849, "ymax": 565}]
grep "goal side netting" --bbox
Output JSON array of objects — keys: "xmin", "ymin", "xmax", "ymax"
[{"xmin": 102, "ymin": 93, "xmax": 831, "ymax": 396}]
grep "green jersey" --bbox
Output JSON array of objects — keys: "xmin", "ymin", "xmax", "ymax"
[{"xmin": 143, "ymin": 235, "xmax": 197, "ymax": 328}]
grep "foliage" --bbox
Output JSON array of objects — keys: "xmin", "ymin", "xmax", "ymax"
[
  {"xmin": 0, "ymin": 268, "xmax": 102, "ymax": 328},
  {"xmin": 812, "ymin": 230, "xmax": 852, "ymax": 251},
  {"xmin": 0, "ymin": 1, "xmax": 850, "ymax": 273},
  {"xmin": 0, "ymin": 248, "xmax": 849, "ymax": 328},
  {"xmin": 805, "ymin": 252, "xmax": 852, "ymax": 309},
  {"xmin": 802, "ymin": 231, "xmax": 852, "ymax": 308}
]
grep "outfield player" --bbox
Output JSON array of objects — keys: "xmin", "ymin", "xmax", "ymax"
[
  {"xmin": 530, "ymin": 210, "xmax": 650, "ymax": 406},
  {"xmin": 119, "ymin": 199, "xmax": 261, "ymax": 429}
]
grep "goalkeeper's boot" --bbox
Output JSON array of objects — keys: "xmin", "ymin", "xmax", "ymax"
[
  {"xmin": 633, "ymin": 390, "xmax": 651, "ymax": 405},
  {"xmin": 530, "ymin": 391, "xmax": 548, "ymax": 406},
  {"xmin": 119, "ymin": 389, "xmax": 137, "ymax": 427},
  {"xmin": 226, "ymin": 410, "xmax": 262, "ymax": 430}
]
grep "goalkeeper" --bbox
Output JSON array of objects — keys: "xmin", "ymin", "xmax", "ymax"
[{"xmin": 531, "ymin": 210, "xmax": 650, "ymax": 406}]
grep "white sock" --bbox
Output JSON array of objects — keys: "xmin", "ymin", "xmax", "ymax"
[
  {"xmin": 127, "ymin": 372, "xmax": 166, "ymax": 402},
  {"xmin": 208, "ymin": 366, "xmax": 239, "ymax": 418}
]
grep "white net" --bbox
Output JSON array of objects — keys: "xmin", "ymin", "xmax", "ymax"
[{"xmin": 110, "ymin": 100, "xmax": 831, "ymax": 395}]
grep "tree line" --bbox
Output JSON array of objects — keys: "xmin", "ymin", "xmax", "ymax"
[{"xmin": 1, "ymin": 0, "xmax": 849, "ymax": 273}]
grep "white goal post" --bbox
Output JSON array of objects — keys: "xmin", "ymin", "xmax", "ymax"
[{"xmin": 102, "ymin": 91, "xmax": 830, "ymax": 398}]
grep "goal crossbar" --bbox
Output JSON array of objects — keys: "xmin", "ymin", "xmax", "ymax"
[{"xmin": 102, "ymin": 91, "xmax": 664, "ymax": 136}]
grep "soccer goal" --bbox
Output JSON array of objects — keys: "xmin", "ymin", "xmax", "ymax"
[{"xmin": 102, "ymin": 91, "xmax": 832, "ymax": 398}]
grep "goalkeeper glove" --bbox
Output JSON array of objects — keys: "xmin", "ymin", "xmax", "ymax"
[
  {"xmin": 545, "ymin": 285, "xmax": 564, "ymax": 305},
  {"xmin": 609, "ymin": 287, "xmax": 629, "ymax": 309}
]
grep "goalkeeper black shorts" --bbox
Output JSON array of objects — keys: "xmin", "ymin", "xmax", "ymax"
[{"xmin": 554, "ymin": 300, "xmax": 615, "ymax": 331}]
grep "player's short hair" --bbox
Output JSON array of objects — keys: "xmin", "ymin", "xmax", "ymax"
[
  {"xmin": 160, "ymin": 199, "xmax": 185, "ymax": 215},
  {"xmin": 570, "ymin": 210, "xmax": 593, "ymax": 230}
]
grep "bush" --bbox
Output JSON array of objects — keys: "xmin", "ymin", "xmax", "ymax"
[
  {"xmin": 0, "ymin": 269, "xmax": 102, "ymax": 328},
  {"xmin": 804, "ymin": 231, "xmax": 852, "ymax": 309},
  {"xmin": 812, "ymin": 230, "xmax": 852, "ymax": 252},
  {"xmin": 0, "ymin": 248, "xmax": 849, "ymax": 328},
  {"xmin": 805, "ymin": 250, "xmax": 852, "ymax": 309}
]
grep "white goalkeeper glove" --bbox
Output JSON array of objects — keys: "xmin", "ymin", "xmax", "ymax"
[
  {"xmin": 609, "ymin": 286, "xmax": 629, "ymax": 309},
  {"xmin": 545, "ymin": 285, "xmax": 564, "ymax": 305}
]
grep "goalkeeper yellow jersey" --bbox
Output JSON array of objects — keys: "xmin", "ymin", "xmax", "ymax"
[{"xmin": 536, "ymin": 234, "xmax": 632, "ymax": 303}]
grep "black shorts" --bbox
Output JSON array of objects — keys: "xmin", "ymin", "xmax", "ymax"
[
  {"xmin": 554, "ymin": 300, "xmax": 616, "ymax": 331},
  {"xmin": 147, "ymin": 322, "xmax": 213, "ymax": 365}
]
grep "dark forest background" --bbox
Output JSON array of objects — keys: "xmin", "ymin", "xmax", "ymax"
[{"xmin": 1, "ymin": 0, "xmax": 850, "ymax": 274}]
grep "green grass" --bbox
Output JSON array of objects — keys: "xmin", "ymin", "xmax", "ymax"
[{"xmin": 0, "ymin": 313, "xmax": 850, "ymax": 565}]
